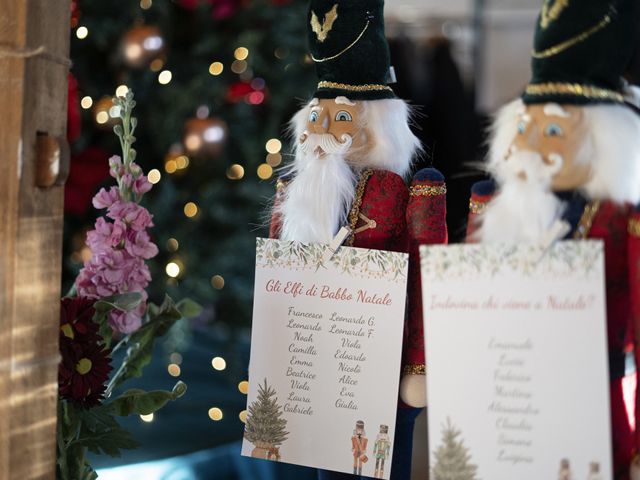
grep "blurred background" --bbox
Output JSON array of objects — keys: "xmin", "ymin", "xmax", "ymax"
[{"xmin": 62, "ymin": 0, "xmax": 601, "ymax": 478}]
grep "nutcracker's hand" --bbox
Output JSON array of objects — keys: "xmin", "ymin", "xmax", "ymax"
[
  {"xmin": 630, "ymin": 455, "xmax": 640, "ymax": 480},
  {"xmin": 399, "ymin": 373, "xmax": 426, "ymax": 408}
]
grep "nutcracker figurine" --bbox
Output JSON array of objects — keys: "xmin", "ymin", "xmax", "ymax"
[
  {"xmin": 467, "ymin": 1, "xmax": 640, "ymax": 479},
  {"xmin": 351, "ymin": 420, "xmax": 368, "ymax": 476},
  {"xmin": 373, "ymin": 424, "xmax": 392, "ymax": 479},
  {"xmin": 269, "ymin": 1, "xmax": 448, "ymax": 478}
]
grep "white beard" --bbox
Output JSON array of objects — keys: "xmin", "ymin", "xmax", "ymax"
[
  {"xmin": 278, "ymin": 134, "xmax": 357, "ymax": 244},
  {"xmin": 477, "ymin": 149, "xmax": 566, "ymax": 243}
]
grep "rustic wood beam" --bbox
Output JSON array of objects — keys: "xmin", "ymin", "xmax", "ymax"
[{"xmin": 0, "ymin": 1, "xmax": 71, "ymax": 478}]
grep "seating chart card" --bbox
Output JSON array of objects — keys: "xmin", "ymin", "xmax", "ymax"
[
  {"xmin": 421, "ymin": 241, "xmax": 612, "ymax": 480},
  {"xmin": 242, "ymin": 238, "xmax": 409, "ymax": 479}
]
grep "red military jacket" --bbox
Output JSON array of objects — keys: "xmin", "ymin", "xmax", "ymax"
[
  {"xmin": 468, "ymin": 185, "xmax": 640, "ymax": 480},
  {"xmin": 271, "ymin": 168, "xmax": 448, "ymax": 378}
]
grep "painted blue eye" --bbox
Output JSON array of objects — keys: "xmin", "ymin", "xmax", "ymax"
[
  {"xmin": 309, "ymin": 110, "xmax": 319, "ymax": 122},
  {"xmin": 545, "ymin": 123, "xmax": 563, "ymax": 137},
  {"xmin": 335, "ymin": 110, "xmax": 353, "ymax": 122},
  {"xmin": 517, "ymin": 121, "xmax": 526, "ymax": 134}
]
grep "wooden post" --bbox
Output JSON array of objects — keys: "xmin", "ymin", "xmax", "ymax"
[{"xmin": 0, "ymin": 1, "xmax": 71, "ymax": 478}]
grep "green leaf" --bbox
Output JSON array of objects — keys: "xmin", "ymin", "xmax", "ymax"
[
  {"xmin": 60, "ymin": 401, "xmax": 82, "ymax": 444},
  {"xmin": 94, "ymin": 292, "xmax": 143, "ymax": 314},
  {"xmin": 70, "ymin": 405, "xmax": 140, "ymax": 458},
  {"xmin": 176, "ymin": 298, "xmax": 202, "ymax": 319},
  {"xmin": 108, "ymin": 381, "xmax": 187, "ymax": 417},
  {"xmin": 109, "ymin": 295, "xmax": 186, "ymax": 390}
]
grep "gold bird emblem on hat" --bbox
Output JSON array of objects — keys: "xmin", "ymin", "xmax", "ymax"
[
  {"xmin": 311, "ymin": 4, "xmax": 338, "ymax": 43},
  {"xmin": 540, "ymin": 0, "xmax": 570, "ymax": 29}
]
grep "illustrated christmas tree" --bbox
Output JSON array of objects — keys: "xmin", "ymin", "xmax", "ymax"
[
  {"xmin": 244, "ymin": 378, "xmax": 289, "ymax": 452},
  {"xmin": 431, "ymin": 418, "xmax": 478, "ymax": 480}
]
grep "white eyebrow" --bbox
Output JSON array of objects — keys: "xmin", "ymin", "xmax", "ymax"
[
  {"xmin": 309, "ymin": 98, "xmax": 319, "ymax": 106},
  {"xmin": 335, "ymin": 96, "xmax": 356, "ymax": 106},
  {"xmin": 543, "ymin": 103, "xmax": 570, "ymax": 118}
]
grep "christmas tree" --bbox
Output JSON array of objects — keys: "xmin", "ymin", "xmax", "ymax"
[
  {"xmin": 244, "ymin": 379, "xmax": 289, "ymax": 449},
  {"xmin": 63, "ymin": 0, "xmax": 315, "ymax": 465},
  {"xmin": 431, "ymin": 418, "xmax": 478, "ymax": 480},
  {"xmin": 65, "ymin": 0, "xmax": 315, "ymax": 328}
]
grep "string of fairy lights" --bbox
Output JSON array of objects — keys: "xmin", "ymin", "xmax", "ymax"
[{"xmin": 71, "ymin": 0, "xmax": 291, "ymax": 429}]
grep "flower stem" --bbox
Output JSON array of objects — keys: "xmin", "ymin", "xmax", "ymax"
[{"xmin": 105, "ymin": 357, "xmax": 128, "ymax": 398}]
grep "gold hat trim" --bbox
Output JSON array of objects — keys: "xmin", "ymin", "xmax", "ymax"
[
  {"xmin": 311, "ymin": 19, "xmax": 370, "ymax": 63},
  {"xmin": 525, "ymin": 82, "xmax": 624, "ymax": 102},
  {"xmin": 532, "ymin": 9, "xmax": 613, "ymax": 59},
  {"xmin": 409, "ymin": 184, "xmax": 447, "ymax": 197},
  {"xmin": 317, "ymin": 81, "xmax": 393, "ymax": 93}
]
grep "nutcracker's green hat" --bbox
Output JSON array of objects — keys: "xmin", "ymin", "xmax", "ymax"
[
  {"xmin": 307, "ymin": 0, "xmax": 396, "ymax": 100},
  {"xmin": 522, "ymin": 0, "xmax": 637, "ymax": 105}
]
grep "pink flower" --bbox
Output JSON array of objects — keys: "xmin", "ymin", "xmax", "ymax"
[
  {"xmin": 133, "ymin": 175, "xmax": 152, "ymax": 195},
  {"xmin": 108, "ymin": 155, "xmax": 124, "ymax": 179},
  {"xmin": 107, "ymin": 201, "xmax": 154, "ymax": 231},
  {"xmin": 76, "ymin": 144, "xmax": 158, "ymax": 336},
  {"xmin": 92, "ymin": 187, "xmax": 121, "ymax": 209},
  {"xmin": 125, "ymin": 230, "xmax": 158, "ymax": 259},
  {"xmin": 86, "ymin": 218, "xmax": 126, "ymax": 253},
  {"xmin": 76, "ymin": 250, "xmax": 136, "ymax": 299},
  {"xmin": 121, "ymin": 173, "xmax": 135, "ymax": 189},
  {"xmin": 127, "ymin": 260, "xmax": 152, "ymax": 292},
  {"xmin": 129, "ymin": 163, "xmax": 143, "ymax": 177},
  {"xmin": 108, "ymin": 298, "xmax": 146, "ymax": 334}
]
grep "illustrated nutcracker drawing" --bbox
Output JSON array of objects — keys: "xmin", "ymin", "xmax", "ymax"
[
  {"xmin": 558, "ymin": 458, "xmax": 573, "ymax": 480},
  {"xmin": 467, "ymin": 1, "xmax": 640, "ymax": 479},
  {"xmin": 269, "ymin": 1, "xmax": 448, "ymax": 479},
  {"xmin": 373, "ymin": 424, "xmax": 391, "ymax": 479},
  {"xmin": 588, "ymin": 462, "xmax": 604, "ymax": 480},
  {"xmin": 351, "ymin": 420, "xmax": 369, "ymax": 476}
]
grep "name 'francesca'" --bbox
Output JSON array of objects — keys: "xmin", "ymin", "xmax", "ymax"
[{"xmin": 320, "ymin": 286, "xmax": 392, "ymax": 306}]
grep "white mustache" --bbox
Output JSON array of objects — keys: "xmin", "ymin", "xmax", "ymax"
[
  {"xmin": 502, "ymin": 147, "xmax": 563, "ymax": 181},
  {"xmin": 300, "ymin": 133, "xmax": 352, "ymax": 156}
]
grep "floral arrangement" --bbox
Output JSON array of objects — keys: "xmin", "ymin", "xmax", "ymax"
[{"xmin": 57, "ymin": 91, "xmax": 201, "ymax": 480}]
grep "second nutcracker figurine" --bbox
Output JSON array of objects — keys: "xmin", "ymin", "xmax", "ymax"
[
  {"xmin": 269, "ymin": 0, "xmax": 448, "ymax": 478},
  {"xmin": 467, "ymin": 1, "xmax": 640, "ymax": 479}
]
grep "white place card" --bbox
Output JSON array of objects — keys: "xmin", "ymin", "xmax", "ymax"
[
  {"xmin": 421, "ymin": 241, "xmax": 612, "ymax": 480},
  {"xmin": 242, "ymin": 238, "xmax": 409, "ymax": 479}
]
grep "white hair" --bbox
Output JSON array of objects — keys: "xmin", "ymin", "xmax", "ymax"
[
  {"xmin": 288, "ymin": 97, "xmax": 421, "ymax": 178},
  {"xmin": 580, "ymin": 101, "xmax": 640, "ymax": 204},
  {"xmin": 486, "ymin": 95, "xmax": 640, "ymax": 205}
]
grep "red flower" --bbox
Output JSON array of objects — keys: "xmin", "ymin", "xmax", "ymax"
[
  {"xmin": 59, "ymin": 342, "xmax": 112, "ymax": 408},
  {"xmin": 60, "ymin": 297, "xmax": 99, "ymax": 343},
  {"xmin": 59, "ymin": 298, "xmax": 112, "ymax": 408}
]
